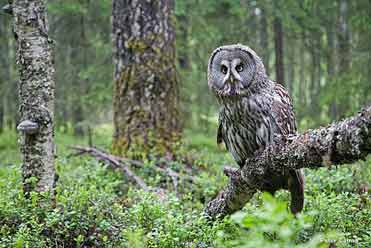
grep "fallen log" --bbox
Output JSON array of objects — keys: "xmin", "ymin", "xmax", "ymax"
[{"xmin": 205, "ymin": 106, "xmax": 371, "ymax": 219}]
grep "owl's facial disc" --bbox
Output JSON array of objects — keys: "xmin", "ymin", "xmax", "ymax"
[
  {"xmin": 218, "ymin": 58, "xmax": 245, "ymax": 96},
  {"xmin": 208, "ymin": 47, "xmax": 257, "ymax": 98}
]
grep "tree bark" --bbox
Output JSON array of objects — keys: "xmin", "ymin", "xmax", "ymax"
[
  {"xmin": 177, "ymin": 13, "xmax": 189, "ymax": 69},
  {"xmin": 205, "ymin": 106, "xmax": 371, "ymax": 219},
  {"xmin": 338, "ymin": 0, "xmax": 351, "ymax": 74},
  {"xmin": 0, "ymin": 99, "xmax": 3, "ymax": 134},
  {"xmin": 327, "ymin": 21, "xmax": 337, "ymax": 120},
  {"xmin": 336, "ymin": 0, "xmax": 351, "ymax": 118},
  {"xmin": 259, "ymin": 8, "xmax": 270, "ymax": 76},
  {"xmin": 112, "ymin": 0, "xmax": 181, "ymax": 155},
  {"xmin": 73, "ymin": 2, "xmax": 89, "ymax": 137},
  {"xmin": 287, "ymin": 38, "xmax": 295, "ymax": 95},
  {"xmin": 297, "ymin": 36, "xmax": 307, "ymax": 122},
  {"xmin": 12, "ymin": 0, "xmax": 56, "ymax": 195},
  {"xmin": 0, "ymin": 14, "xmax": 11, "ymax": 134},
  {"xmin": 247, "ymin": 6, "xmax": 258, "ymax": 49},
  {"xmin": 309, "ymin": 31, "xmax": 321, "ymax": 118},
  {"xmin": 273, "ymin": 17, "xmax": 284, "ymax": 85}
]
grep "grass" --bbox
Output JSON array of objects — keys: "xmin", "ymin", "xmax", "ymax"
[{"xmin": 0, "ymin": 126, "xmax": 370, "ymax": 247}]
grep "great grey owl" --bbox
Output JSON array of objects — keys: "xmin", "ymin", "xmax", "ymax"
[{"xmin": 207, "ymin": 44, "xmax": 304, "ymax": 214}]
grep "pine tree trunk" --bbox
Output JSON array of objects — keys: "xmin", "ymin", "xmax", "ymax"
[
  {"xmin": 327, "ymin": 22, "xmax": 337, "ymax": 120},
  {"xmin": 273, "ymin": 17, "xmax": 284, "ymax": 85},
  {"xmin": 177, "ymin": 14, "xmax": 189, "ymax": 69},
  {"xmin": 12, "ymin": 0, "xmax": 56, "ymax": 195},
  {"xmin": 337, "ymin": 0, "xmax": 351, "ymax": 118},
  {"xmin": 260, "ymin": 8, "xmax": 270, "ymax": 75},
  {"xmin": 338, "ymin": 0, "xmax": 351, "ymax": 73},
  {"xmin": 368, "ymin": 5, "xmax": 371, "ymax": 106},
  {"xmin": 287, "ymin": 38, "xmax": 295, "ymax": 95},
  {"xmin": 299, "ymin": 37, "xmax": 306, "ymax": 112},
  {"xmin": 72, "ymin": 104, "xmax": 84, "ymax": 136},
  {"xmin": 310, "ymin": 32, "xmax": 321, "ymax": 118},
  {"xmin": 112, "ymin": 0, "xmax": 181, "ymax": 155},
  {"xmin": 0, "ymin": 19, "xmax": 7, "ymax": 134},
  {"xmin": 0, "ymin": 100, "xmax": 3, "ymax": 134},
  {"xmin": 8, "ymin": 36, "xmax": 19, "ymax": 130},
  {"xmin": 248, "ymin": 6, "xmax": 258, "ymax": 49},
  {"xmin": 73, "ymin": 5, "xmax": 89, "ymax": 137}
]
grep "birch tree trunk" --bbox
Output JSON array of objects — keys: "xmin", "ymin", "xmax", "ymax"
[
  {"xmin": 11, "ymin": 0, "xmax": 56, "ymax": 195},
  {"xmin": 112, "ymin": 0, "xmax": 181, "ymax": 156}
]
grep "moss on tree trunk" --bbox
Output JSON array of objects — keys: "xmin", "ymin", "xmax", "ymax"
[{"xmin": 112, "ymin": 0, "xmax": 181, "ymax": 156}]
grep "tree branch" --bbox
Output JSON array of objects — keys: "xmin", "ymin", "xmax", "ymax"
[
  {"xmin": 68, "ymin": 146, "xmax": 195, "ymax": 194},
  {"xmin": 205, "ymin": 106, "xmax": 371, "ymax": 219},
  {"xmin": 69, "ymin": 146, "xmax": 150, "ymax": 192}
]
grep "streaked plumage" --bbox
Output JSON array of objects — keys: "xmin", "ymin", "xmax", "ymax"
[{"xmin": 208, "ymin": 44, "xmax": 304, "ymax": 214}]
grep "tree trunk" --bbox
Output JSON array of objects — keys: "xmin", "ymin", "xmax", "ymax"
[
  {"xmin": 310, "ymin": 32, "xmax": 321, "ymax": 119},
  {"xmin": 337, "ymin": 0, "xmax": 351, "ymax": 118},
  {"xmin": 0, "ymin": 100, "xmax": 3, "ymax": 134},
  {"xmin": 297, "ymin": 36, "xmax": 307, "ymax": 122},
  {"xmin": 286, "ymin": 38, "xmax": 295, "ymax": 95},
  {"xmin": 177, "ymin": 14, "xmax": 189, "ymax": 69},
  {"xmin": 12, "ymin": 0, "xmax": 56, "ymax": 195},
  {"xmin": 273, "ymin": 17, "xmax": 284, "ymax": 85},
  {"xmin": 260, "ymin": 8, "xmax": 270, "ymax": 75},
  {"xmin": 327, "ymin": 22, "xmax": 337, "ymax": 120},
  {"xmin": 0, "ymin": 19, "xmax": 7, "ymax": 134},
  {"xmin": 338, "ymin": 0, "xmax": 351, "ymax": 73},
  {"xmin": 367, "ymin": 2, "xmax": 371, "ymax": 107},
  {"xmin": 73, "ymin": 7, "xmax": 89, "ymax": 137},
  {"xmin": 248, "ymin": 6, "xmax": 259, "ymax": 49},
  {"xmin": 1, "ymin": 32, "xmax": 18, "ymax": 131},
  {"xmin": 205, "ymin": 106, "xmax": 371, "ymax": 219},
  {"xmin": 112, "ymin": 0, "xmax": 181, "ymax": 156},
  {"xmin": 72, "ymin": 104, "xmax": 84, "ymax": 136}
]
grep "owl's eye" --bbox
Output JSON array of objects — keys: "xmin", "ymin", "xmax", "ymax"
[
  {"xmin": 221, "ymin": 65, "xmax": 228, "ymax": 74},
  {"xmin": 236, "ymin": 63, "xmax": 244, "ymax": 72}
]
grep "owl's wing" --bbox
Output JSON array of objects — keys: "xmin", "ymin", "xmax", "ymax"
[
  {"xmin": 271, "ymin": 83, "xmax": 304, "ymax": 214},
  {"xmin": 270, "ymin": 83, "xmax": 297, "ymax": 135}
]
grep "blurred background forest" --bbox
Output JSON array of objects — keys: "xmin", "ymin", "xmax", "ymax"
[
  {"xmin": 0, "ymin": 0, "xmax": 370, "ymax": 136},
  {"xmin": 0, "ymin": 0, "xmax": 370, "ymax": 247}
]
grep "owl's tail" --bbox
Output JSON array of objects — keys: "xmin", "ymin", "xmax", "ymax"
[{"xmin": 288, "ymin": 169, "xmax": 305, "ymax": 214}]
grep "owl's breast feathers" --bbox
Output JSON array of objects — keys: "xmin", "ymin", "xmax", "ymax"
[
  {"xmin": 217, "ymin": 82, "xmax": 296, "ymax": 163},
  {"xmin": 217, "ymin": 93, "xmax": 272, "ymax": 165}
]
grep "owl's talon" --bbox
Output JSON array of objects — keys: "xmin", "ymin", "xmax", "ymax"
[{"xmin": 223, "ymin": 166, "xmax": 240, "ymax": 180}]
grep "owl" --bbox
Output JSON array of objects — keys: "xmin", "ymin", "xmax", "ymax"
[{"xmin": 207, "ymin": 44, "xmax": 304, "ymax": 214}]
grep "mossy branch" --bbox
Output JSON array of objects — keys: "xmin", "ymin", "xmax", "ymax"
[{"xmin": 205, "ymin": 106, "xmax": 371, "ymax": 219}]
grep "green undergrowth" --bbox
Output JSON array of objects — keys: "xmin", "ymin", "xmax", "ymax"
[{"xmin": 0, "ymin": 128, "xmax": 370, "ymax": 247}]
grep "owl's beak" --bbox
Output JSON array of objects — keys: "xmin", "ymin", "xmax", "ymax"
[
  {"xmin": 227, "ymin": 75, "xmax": 237, "ymax": 95},
  {"xmin": 228, "ymin": 74, "xmax": 236, "ymax": 84}
]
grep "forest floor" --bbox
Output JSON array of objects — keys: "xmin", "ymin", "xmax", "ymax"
[{"xmin": 0, "ymin": 126, "xmax": 370, "ymax": 247}]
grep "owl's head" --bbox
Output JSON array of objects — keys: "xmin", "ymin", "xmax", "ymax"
[{"xmin": 207, "ymin": 44, "xmax": 267, "ymax": 97}]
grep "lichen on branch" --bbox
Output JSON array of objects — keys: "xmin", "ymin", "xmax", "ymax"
[{"xmin": 205, "ymin": 106, "xmax": 371, "ymax": 219}]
